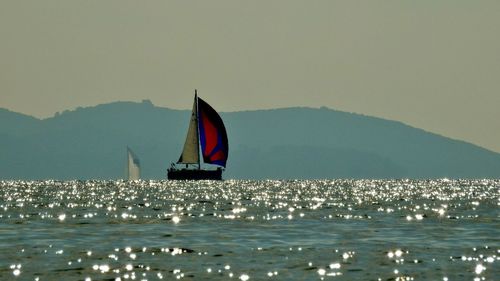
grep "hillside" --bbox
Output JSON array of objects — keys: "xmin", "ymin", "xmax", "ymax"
[{"xmin": 1, "ymin": 101, "xmax": 499, "ymax": 179}]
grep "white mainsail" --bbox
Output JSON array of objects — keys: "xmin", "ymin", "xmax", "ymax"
[
  {"xmin": 177, "ymin": 96, "xmax": 200, "ymax": 164},
  {"xmin": 127, "ymin": 147, "xmax": 141, "ymax": 180}
]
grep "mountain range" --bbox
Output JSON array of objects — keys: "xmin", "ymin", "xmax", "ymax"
[{"xmin": 1, "ymin": 100, "xmax": 499, "ymax": 179}]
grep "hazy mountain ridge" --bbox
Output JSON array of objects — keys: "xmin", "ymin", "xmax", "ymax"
[{"xmin": 1, "ymin": 101, "xmax": 499, "ymax": 179}]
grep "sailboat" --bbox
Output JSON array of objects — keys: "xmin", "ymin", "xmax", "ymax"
[
  {"xmin": 126, "ymin": 146, "xmax": 141, "ymax": 180},
  {"xmin": 168, "ymin": 90, "xmax": 228, "ymax": 180}
]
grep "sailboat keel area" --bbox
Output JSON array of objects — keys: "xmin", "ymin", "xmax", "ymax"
[{"xmin": 167, "ymin": 168, "xmax": 223, "ymax": 180}]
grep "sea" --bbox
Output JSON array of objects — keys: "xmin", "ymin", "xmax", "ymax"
[{"xmin": 0, "ymin": 179, "xmax": 498, "ymax": 281}]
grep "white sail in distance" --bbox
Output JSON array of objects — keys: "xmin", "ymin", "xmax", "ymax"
[
  {"xmin": 127, "ymin": 147, "xmax": 141, "ymax": 180},
  {"xmin": 177, "ymin": 96, "xmax": 200, "ymax": 164}
]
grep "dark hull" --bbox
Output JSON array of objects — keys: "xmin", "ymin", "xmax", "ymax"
[{"xmin": 167, "ymin": 168, "xmax": 223, "ymax": 180}]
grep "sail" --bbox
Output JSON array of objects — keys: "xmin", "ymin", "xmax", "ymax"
[
  {"xmin": 177, "ymin": 97, "xmax": 200, "ymax": 164},
  {"xmin": 197, "ymin": 97, "xmax": 229, "ymax": 167},
  {"xmin": 127, "ymin": 147, "xmax": 141, "ymax": 180}
]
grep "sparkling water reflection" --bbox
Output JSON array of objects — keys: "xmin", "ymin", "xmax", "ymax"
[{"xmin": 0, "ymin": 179, "xmax": 498, "ymax": 280}]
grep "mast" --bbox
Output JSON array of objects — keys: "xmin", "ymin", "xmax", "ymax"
[{"xmin": 195, "ymin": 89, "xmax": 201, "ymax": 170}]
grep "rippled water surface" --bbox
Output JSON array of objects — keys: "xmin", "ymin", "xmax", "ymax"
[{"xmin": 0, "ymin": 179, "xmax": 498, "ymax": 280}]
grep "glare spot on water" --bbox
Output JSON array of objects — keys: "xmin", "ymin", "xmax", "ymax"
[
  {"xmin": 329, "ymin": 263, "xmax": 341, "ymax": 269},
  {"xmin": 475, "ymin": 264, "xmax": 485, "ymax": 274},
  {"xmin": 172, "ymin": 216, "xmax": 181, "ymax": 224},
  {"xmin": 13, "ymin": 269, "xmax": 21, "ymax": 276},
  {"xmin": 99, "ymin": 264, "xmax": 110, "ymax": 273},
  {"xmin": 239, "ymin": 273, "xmax": 250, "ymax": 280}
]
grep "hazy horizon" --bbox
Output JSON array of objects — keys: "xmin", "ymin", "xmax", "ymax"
[
  {"xmin": 3, "ymin": 101, "xmax": 500, "ymax": 180},
  {"xmin": 1, "ymin": 1, "xmax": 499, "ymax": 152}
]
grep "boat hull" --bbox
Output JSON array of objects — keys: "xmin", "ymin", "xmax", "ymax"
[{"xmin": 167, "ymin": 168, "xmax": 223, "ymax": 180}]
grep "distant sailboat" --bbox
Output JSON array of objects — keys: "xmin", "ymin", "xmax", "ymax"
[
  {"xmin": 168, "ymin": 90, "xmax": 228, "ymax": 180},
  {"xmin": 127, "ymin": 147, "xmax": 141, "ymax": 180}
]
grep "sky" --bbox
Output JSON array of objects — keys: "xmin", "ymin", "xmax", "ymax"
[{"xmin": 1, "ymin": 1, "xmax": 499, "ymax": 153}]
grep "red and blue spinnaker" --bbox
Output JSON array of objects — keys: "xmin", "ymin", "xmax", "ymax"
[{"xmin": 197, "ymin": 97, "xmax": 229, "ymax": 167}]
